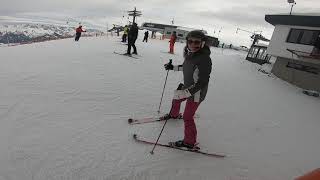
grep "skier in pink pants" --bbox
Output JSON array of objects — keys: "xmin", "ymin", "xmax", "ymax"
[{"xmin": 161, "ymin": 30, "xmax": 212, "ymax": 149}]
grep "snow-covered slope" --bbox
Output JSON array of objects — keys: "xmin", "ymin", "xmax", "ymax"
[{"xmin": 0, "ymin": 35, "xmax": 319, "ymax": 180}]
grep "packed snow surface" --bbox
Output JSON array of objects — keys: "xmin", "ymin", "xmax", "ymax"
[{"xmin": 0, "ymin": 35, "xmax": 319, "ymax": 180}]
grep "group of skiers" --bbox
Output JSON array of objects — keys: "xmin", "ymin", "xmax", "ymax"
[
  {"xmin": 124, "ymin": 22, "xmax": 139, "ymax": 55},
  {"xmin": 74, "ymin": 24, "xmax": 210, "ymax": 149},
  {"xmin": 74, "ymin": 24, "xmax": 178, "ymax": 55},
  {"xmin": 124, "ymin": 24, "xmax": 150, "ymax": 55},
  {"xmin": 122, "ymin": 27, "xmax": 177, "ymax": 55}
]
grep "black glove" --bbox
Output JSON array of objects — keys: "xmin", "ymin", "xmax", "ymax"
[
  {"xmin": 164, "ymin": 59, "xmax": 173, "ymax": 70},
  {"xmin": 176, "ymin": 83, "xmax": 184, "ymax": 90}
]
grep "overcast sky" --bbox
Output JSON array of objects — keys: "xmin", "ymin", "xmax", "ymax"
[{"xmin": 1, "ymin": 0, "xmax": 319, "ymax": 46}]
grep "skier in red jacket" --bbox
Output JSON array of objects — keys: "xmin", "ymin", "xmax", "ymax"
[
  {"xmin": 169, "ymin": 31, "xmax": 177, "ymax": 54},
  {"xmin": 75, "ymin": 25, "xmax": 86, "ymax": 41}
]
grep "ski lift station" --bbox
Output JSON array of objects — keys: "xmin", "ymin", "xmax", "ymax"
[
  {"xmin": 265, "ymin": 14, "xmax": 320, "ymax": 91},
  {"xmin": 141, "ymin": 22, "xmax": 219, "ymax": 47}
]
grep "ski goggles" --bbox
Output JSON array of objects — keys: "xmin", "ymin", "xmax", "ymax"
[{"xmin": 187, "ymin": 39, "xmax": 202, "ymax": 45}]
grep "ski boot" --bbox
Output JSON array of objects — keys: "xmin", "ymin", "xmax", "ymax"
[
  {"xmin": 159, "ymin": 113, "xmax": 182, "ymax": 120},
  {"xmin": 170, "ymin": 140, "xmax": 200, "ymax": 150}
]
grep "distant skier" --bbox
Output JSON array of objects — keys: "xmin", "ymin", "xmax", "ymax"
[
  {"xmin": 169, "ymin": 31, "xmax": 177, "ymax": 54},
  {"xmin": 161, "ymin": 30, "xmax": 212, "ymax": 149},
  {"xmin": 75, "ymin": 25, "xmax": 86, "ymax": 41},
  {"xmin": 312, "ymin": 34, "xmax": 320, "ymax": 55},
  {"xmin": 143, "ymin": 31, "xmax": 149, "ymax": 42},
  {"xmin": 151, "ymin": 31, "xmax": 156, "ymax": 38},
  {"xmin": 125, "ymin": 23, "xmax": 138, "ymax": 55},
  {"xmin": 116, "ymin": 28, "xmax": 120, "ymax": 36},
  {"xmin": 122, "ymin": 25, "xmax": 129, "ymax": 43}
]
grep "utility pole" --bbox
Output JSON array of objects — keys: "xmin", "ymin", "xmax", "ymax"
[
  {"xmin": 127, "ymin": 7, "xmax": 142, "ymax": 24},
  {"xmin": 287, "ymin": 0, "xmax": 297, "ymax": 15}
]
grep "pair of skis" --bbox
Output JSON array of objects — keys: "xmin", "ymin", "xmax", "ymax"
[
  {"xmin": 128, "ymin": 114, "xmax": 186, "ymax": 125},
  {"xmin": 160, "ymin": 50, "xmax": 176, "ymax": 55},
  {"xmin": 129, "ymin": 115, "xmax": 226, "ymax": 158},
  {"xmin": 128, "ymin": 116, "xmax": 170, "ymax": 125},
  {"xmin": 133, "ymin": 134, "xmax": 226, "ymax": 158},
  {"xmin": 128, "ymin": 113, "xmax": 200, "ymax": 125},
  {"xmin": 113, "ymin": 51, "xmax": 139, "ymax": 59}
]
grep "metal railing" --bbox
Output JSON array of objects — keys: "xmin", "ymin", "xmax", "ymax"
[{"xmin": 287, "ymin": 48, "xmax": 320, "ymax": 60}]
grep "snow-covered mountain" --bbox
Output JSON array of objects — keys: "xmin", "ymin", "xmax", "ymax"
[{"xmin": 0, "ymin": 16, "xmax": 106, "ymax": 45}]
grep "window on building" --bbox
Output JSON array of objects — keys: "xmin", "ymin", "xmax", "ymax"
[
  {"xmin": 166, "ymin": 31, "xmax": 172, "ymax": 35},
  {"xmin": 248, "ymin": 48, "xmax": 258, "ymax": 58},
  {"xmin": 178, "ymin": 33, "xmax": 183, "ymax": 37},
  {"xmin": 287, "ymin": 29, "xmax": 301, "ymax": 43},
  {"xmin": 287, "ymin": 29, "xmax": 320, "ymax": 45}
]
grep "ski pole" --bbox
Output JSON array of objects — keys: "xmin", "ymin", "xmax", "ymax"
[
  {"xmin": 150, "ymin": 116, "xmax": 169, "ymax": 154},
  {"xmin": 151, "ymin": 83, "xmax": 184, "ymax": 154},
  {"xmin": 157, "ymin": 59, "xmax": 172, "ymax": 114},
  {"xmin": 151, "ymin": 59, "xmax": 172, "ymax": 154}
]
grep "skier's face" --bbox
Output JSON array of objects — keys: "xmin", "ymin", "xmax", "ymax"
[{"xmin": 187, "ymin": 37, "xmax": 202, "ymax": 52}]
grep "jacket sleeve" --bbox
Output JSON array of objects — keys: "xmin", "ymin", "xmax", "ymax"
[
  {"xmin": 173, "ymin": 65, "xmax": 183, "ymax": 71},
  {"xmin": 187, "ymin": 57, "xmax": 212, "ymax": 95}
]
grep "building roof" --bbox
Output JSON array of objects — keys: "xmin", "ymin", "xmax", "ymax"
[
  {"xmin": 175, "ymin": 27, "xmax": 208, "ymax": 35},
  {"xmin": 141, "ymin": 22, "xmax": 177, "ymax": 31},
  {"xmin": 255, "ymin": 43, "xmax": 269, "ymax": 47},
  {"xmin": 265, "ymin": 14, "xmax": 320, "ymax": 27},
  {"xmin": 175, "ymin": 26, "xmax": 199, "ymax": 32}
]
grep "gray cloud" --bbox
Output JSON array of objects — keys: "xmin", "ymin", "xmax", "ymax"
[{"xmin": 195, "ymin": 8, "xmax": 269, "ymax": 27}]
